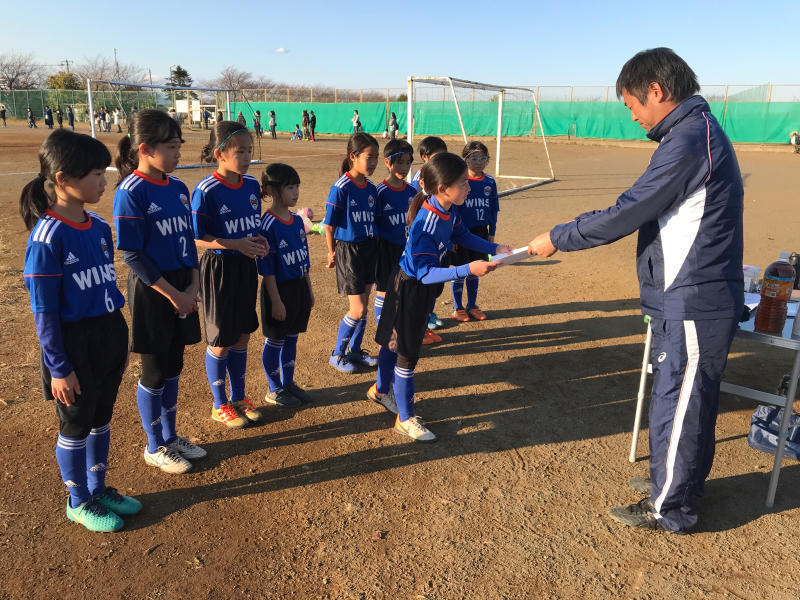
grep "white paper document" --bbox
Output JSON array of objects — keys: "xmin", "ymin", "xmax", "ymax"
[{"xmin": 489, "ymin": 247, "xmax": 534, "ymax": 266}]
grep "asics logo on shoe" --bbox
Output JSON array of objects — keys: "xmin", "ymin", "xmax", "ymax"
[
  {"xmin": 279, "ymin": 239, "xmax": 288, "ymax": 248},
  {"xmin": 212, "ymin": 379, "xmax": 224, "ymax": 386},
  {"xmin": 147, "ymin": 202, "xmax": 161, "ymax": 214},
  {"xmin": 64, "ymin": 252, "xmax": 79, "ymax": 265},
  {"xmin": 219, "ymin": 204, "xmax": 231, "ymax": 214},
  {"xmin": 89, "ymin": 463, "xmax": 107, "ymax": 472},
  {"xmin": 65, "ymin": 480, "xmax": 78, "ymax": 488},
  {"xmin": 657, "ymin": 352, "xmax": 667, "ymax": 363}
]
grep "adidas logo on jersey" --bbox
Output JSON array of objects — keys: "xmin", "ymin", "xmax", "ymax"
[
  {"xmin": 438, "ymin": 242, "xmax": 445, "ymax": 250},
  {"xmin": 279, "ymin": 240, "xmax": 288, "ymax": 248},
  {"xmin": 384, "ymin": 203, "xmax": 393, "ymax": 211},
  {"xmin": 64, "ymin": 252, "xmax": 79, "ymax": 265},
  {"xmin": 89, "ymin": 463, "xmax": 107, "ymax": 472},
  {"xmin": 220, "ymin": 204, "xmax": 231, "ymax": 214},
  {"xmin": 147, "ymin": 202, "xmax": 161, "ymax": 214},
  {"xmin": 350, "ymin": 199, "xmax": 357, "ymax": 207}
]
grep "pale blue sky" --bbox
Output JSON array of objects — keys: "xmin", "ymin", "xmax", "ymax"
[{"xmin": 2, "ymin": 0, "xmax": 797, "ymax": 89}]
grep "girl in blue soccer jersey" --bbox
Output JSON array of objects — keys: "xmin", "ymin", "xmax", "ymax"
[
  {"xmin": 113, "ymin": 109, "xmax": 206, "ymax": 475},
  {"xmin": 323, "ymin": 133, "xmax": 381, "ymax": 373},
  {"xmin": 193, "ymin": 121, "xmax": 268, "ymax": 428},
  {"xmin": 21, "ymin": 129, "xmax": 141, "ymax": 532},
  {"xmin": 451, "ymin": 141, "xmax": 500, "ymax": 322},
  {"xmin": 371, "ymin": 153, "xmax": 512, "ymax": 442},
  {"xmin": 257, "ymin": 163, "xmax": 315, "ymax": 407}
]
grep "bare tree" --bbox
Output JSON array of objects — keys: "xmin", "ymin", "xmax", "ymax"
[
  {"xmin": 207, "ymin": 66, "xmax": 256, "ymax": 91},
  {"xmin": 73, "ymin": 55, "xmax": 147, "ymax": 89},
  {"xmin": 0, "ymin": 51, "xmax": 44, "ymax": 89}
]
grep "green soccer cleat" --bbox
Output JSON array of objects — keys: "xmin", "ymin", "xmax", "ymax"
[
  {"xmin": 93, "ymin": 487, "xmax": 143, "ymax": 516},
  {"xmin": 66, "ymin": 498, "xmax": 124, "ymax": 532}
]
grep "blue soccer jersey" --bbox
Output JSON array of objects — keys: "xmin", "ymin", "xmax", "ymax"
[
  {"xmin": 113, "ymin": 170, "xmax": 198, "ymax": 271},
  {"xmin": 257, "ymin": 211, "xmax": 310, "ymax": 282},
  {"xmin": 24, "ymin": 210, "xmax": 125, "ymax": 322},
  {"xmin": 456, "ymin": 174, "xmax": 499, "ymax": 235},
  {"xmin": 409, "ymin": 168, "xmax": 422, "ymax": 191},
  {"xmin": 322, "ymin": 173, "xmax": 377, "ymax": 242},
  {"xmin": 191, "ymin": 172, "xmax": 261, "ymax": 254},
  {"xmin": 399, "ymin": 196, "xmax": 497, "ymax": 281},
  {"xmin": 376, "ymin": 179, "xmax": 415, "ymax": 245}
]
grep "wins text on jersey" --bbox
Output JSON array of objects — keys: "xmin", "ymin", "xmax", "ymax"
[
  {"xmin": 257, "ymin": 211, "xmax": 311, "ymax": 282},
  {"xmin": 323, "ymin": 173, "xmax": 378, "ymax": 242},
  {"xmin": 192, "ymin": 173, "xmax": 262, "ymax": 254},
  {"xmin": 376, "ymin": 180, "xmax": 415, "ymax": 245}
]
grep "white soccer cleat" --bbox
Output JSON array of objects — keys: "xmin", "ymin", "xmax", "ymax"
[
  {"xmin": 166, "ymin": 436, "xmax": 207, "ymax": 460},
  {"xmin": 144, "ymin": 446, "xmax": 192, "ymax": 474},
  {"xmin": 394, "ymin": 415, "xmax": 437, "ymax": 443}
]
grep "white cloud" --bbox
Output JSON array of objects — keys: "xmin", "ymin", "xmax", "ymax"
[{"xmin": 274, "ymin": 48, "xmax": 289, "ymax": 54}]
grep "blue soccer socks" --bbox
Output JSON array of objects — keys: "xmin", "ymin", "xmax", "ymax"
[
  {"xmin": 376, "ymin": 346, "xmax": 397, "ymax": 395},
  {"xmin": 451, "ymin": 279, "xmax": 465, "ymax": 310},
  {"xmin": 334, "ymin": 315, "xmax": 358, "ymax": 357},
  {"xmin": 374, "ymin": 295, "xmax": 384, "ymax": 324},
  {"xmin": 56, "ymin": 434, "xmax": 90, "ymax": 509},
  {"xmin": 136, "ymin": 381, "xmax": 165, "ymax": 453},
  {"xmin": 466, "ymin": 275, "xmax": 479, "ymax": 309},
  {"xmin": 226, "ymin": 347, "xmax": 248, "ymax": 402},
  {"xmin": 85, "ymin": 424, "xmax": 110, "ymax": 496},
  {"xmin": 205, "ymin": 348, "xmax": 229, "ymax": 409},
  {"xmin": 161, "ymin": 376, "xmax": 179, "ymax": 445},
  {"xmin": 262, "ymin": 338, "xmax": 285, "ymax": 391},
  {"xmin": 348, "ymin": 315, "xmax": 369, "ymax": 354},
  {"xmin": 392, "ymin": 366, "xmax": 415, "ymax": 422},
  {"xmin": 281, "ymin": 335, "xmax": 298, "ymax": 387}
]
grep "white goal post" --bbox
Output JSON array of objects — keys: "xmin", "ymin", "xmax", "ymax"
[{"xmin": 406, "ymin": 76, "xmax": 555, "ymax": 197}]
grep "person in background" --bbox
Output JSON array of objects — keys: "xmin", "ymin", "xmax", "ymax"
[
  {"xmin": 791, "ymin": 131, "xmax": 800, "ymax": 154},
  {"xmin": 352, "ymin": 110, "xmax": 361, "ymax": 134},
  {"xmin": 67, "ymin": 106, "xmax": 75, "ymax": 131},
  {"xmin": 55, "ymin": 105, "xmax": 64, "ymax": 128},
  {"xmin": 268, "ymin": 110, "xmax": 277, "ymax": 139},
  {"xmin": 527, "ymin": 47, "xmax": 744, "ymax": 535},
  {"xmin": 389, "ymin": 112, "xmax": 398, "ymax": 140},
  {"xmin": 237, "ymin": 111, "xmax": 247, "ymax": 127},
  {"xmin": 0, "ymin": 103, "xmax": 6, "ymax": 127},
  {"xmin": 309, "ymin": 111, "xmax": 316, "ymax": 142},
  {"xmin": 301, "ymin": 110, "xmax": 310, "ymax": 140}
]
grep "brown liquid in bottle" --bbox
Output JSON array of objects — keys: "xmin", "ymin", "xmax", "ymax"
[{"xmin": 754, "ymin": 260, "xmax": 796, "ymax": 334}]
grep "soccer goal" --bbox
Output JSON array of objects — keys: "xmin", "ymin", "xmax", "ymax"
[
  {"xmin": 406, "ymin": 76, "xmax": 555, "ymax": 197},
  {"xmin": 86, "ymin": 79, "xmax": 266, "ymax": 169}
]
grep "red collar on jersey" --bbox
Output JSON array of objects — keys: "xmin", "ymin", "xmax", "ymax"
[
  {"xmin": 422, "ymin": 200, "xmax": 450, "ymax": 220},
  {"xmin": 45, "ymin": 208, "xmax": 92, "ymax": 230},
  {"xmin": 213, "ymin": 171, "xmax": 243, "ymax": 189},
  {"xmin": 133, "ymin": 169, "xmax": 169, "ymax": 186},
  {"xmin": 381, "ymin": 179, "xmax": 407, "ymax": 192},
  {"xmin": 267, "ymin": 209, "xmax": 294, "ymax": 225},
  {"xmin": 468, "ymin": 174, "xmax": 486, "ymax": 181},
  {"xmin": 345, "ymin": 171, "xmax": 368, "ymax": 189}
]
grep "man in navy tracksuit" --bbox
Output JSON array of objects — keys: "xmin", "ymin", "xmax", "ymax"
[{"xmin": 528, "ymin": 48, "xmax": 744, "ymax": 533}]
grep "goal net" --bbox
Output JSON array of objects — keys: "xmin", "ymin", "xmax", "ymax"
[{"xmin": 406, "ymin": 76, "xmax": 555, "ymax": 197}]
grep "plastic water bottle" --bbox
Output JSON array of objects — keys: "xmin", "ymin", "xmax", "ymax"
[{"xmin": 755, "ymin": 253, "xmax": 796, "ymax": 335}]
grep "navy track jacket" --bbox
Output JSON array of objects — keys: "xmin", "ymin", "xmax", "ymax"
[{"xmin": 550, "ymin": 95, "xmax": 744, "ymax": 320}]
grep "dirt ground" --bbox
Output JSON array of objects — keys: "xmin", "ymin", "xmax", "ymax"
[{"xmin": 1, "ymin": 122, "xmax": 800, "ymax": 600}]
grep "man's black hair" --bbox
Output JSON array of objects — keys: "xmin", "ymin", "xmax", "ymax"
[{"xmin": 616, "ymin": 47, "xmax": 699, "ymax": 105}]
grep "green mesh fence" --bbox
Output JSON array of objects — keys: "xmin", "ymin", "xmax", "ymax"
[{"xmin": 3, "ymin": 90, "xmax": 796, "ymax": 144}]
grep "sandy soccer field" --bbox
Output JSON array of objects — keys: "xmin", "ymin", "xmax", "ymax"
[{"xmin": 1, "ymin": 123, "xmax": 800, "ymax": 599}]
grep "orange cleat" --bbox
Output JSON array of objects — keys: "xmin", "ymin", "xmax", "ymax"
[
  {"xmin": 421, "ymin": 329, "xmax": 442, "ymax": 345},
  {"xmin": 452, "ymin": 309, "xmax": 470, "ymax": 322},
  {"xmin": 467, "ymin": 307, "xmax": 487, "ymax": 321}
]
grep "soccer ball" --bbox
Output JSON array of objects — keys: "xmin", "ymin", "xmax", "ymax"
[{"xmin": 297, "ymin": 207, "xmax": 314, "ymax": 220}]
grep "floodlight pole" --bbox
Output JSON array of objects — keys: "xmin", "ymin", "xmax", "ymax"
[
  {"xmin": 87, "ymin": 79, "xmax": 96, "ymax": 138},
  {"xmin": 495, "ymin": 90, "xmax": 504, "ymax": 176}
]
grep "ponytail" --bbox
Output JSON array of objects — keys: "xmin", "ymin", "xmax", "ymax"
[
  {"xmin": 20, "ymin": 129, "xmax": 111, "ymax": 230},
  {"xmin": 406, "ymin": 190, "xmax": 427, "ymax": 226},
  {"xmin": 19, "ymin": 175, "xmax": 51, "ymax": 231},
  {"xmin": 340, "ymin": 132, "xmax": 378, "ymax": 176},
  {"xmin": 115, "ymin": 135, "xmax": 137, "ymax": 182}
]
